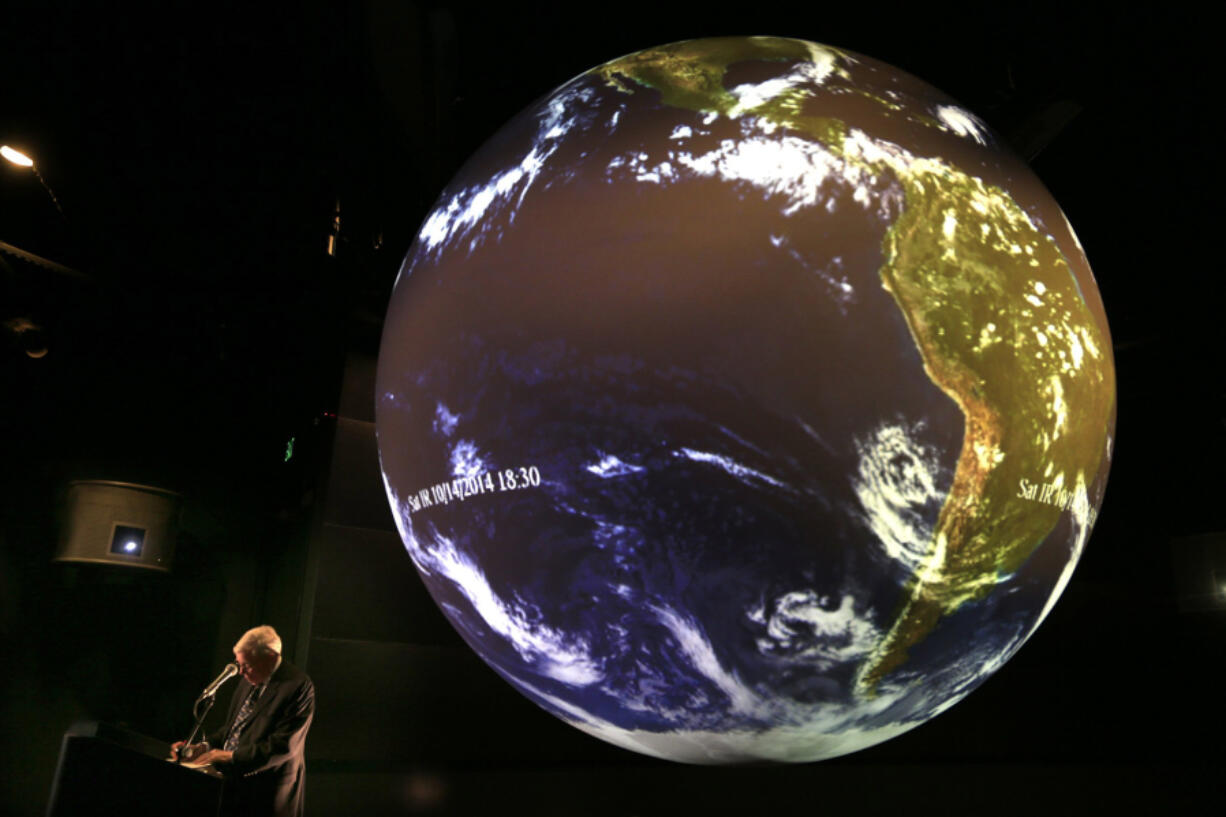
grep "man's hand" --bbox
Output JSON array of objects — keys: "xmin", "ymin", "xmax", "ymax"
[
  {"xmin": 170, "ymin": 741, "xmax": 207, "ymax": 762},
  {"xmin": 192, "ymin": 749, "xmax": 234, "ymax": 766}
]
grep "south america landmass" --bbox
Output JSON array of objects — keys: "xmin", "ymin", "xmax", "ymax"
[{"xmin": 594, "ymin": 37, "xmax": 1116, "ymax": 695}]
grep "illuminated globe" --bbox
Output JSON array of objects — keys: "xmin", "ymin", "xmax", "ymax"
[{"xmin": 375, "ymin": 37, "xmax": 1115, "ymax": 763}]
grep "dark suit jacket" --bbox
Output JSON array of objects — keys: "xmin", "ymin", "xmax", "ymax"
[{"xmin": 206, "ymin": 660, "xmax": 315, "ymax": 817}]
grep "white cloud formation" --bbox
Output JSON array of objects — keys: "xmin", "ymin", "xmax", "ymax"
[
  {"xmin": 674, "ymin": 447, "xmax": 790, "ymax": 491},
  {"xmin": 852, "ymin": 421, "xmax": 946, "ymax": 572},
  {"xmin": 586, "ymin": 452, "xmax": 646, "ymax": 478},
  {"xmin": 934, "ymin": 104, "xmax": 990, "ymax": 146}
]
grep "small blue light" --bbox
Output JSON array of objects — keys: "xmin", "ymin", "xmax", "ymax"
[{"xmin": 124, "ymin": 541, "xmax": 138, "ymax": 553}]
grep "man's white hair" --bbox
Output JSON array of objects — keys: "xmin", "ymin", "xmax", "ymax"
[{"xmin": 234, "ymin": 625, "xmax": 282, "ymax": 656}]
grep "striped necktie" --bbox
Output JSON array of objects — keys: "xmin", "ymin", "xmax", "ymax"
[{"xmin": 223, "ymin": 684, "xmax": 263, "ymax": 752}]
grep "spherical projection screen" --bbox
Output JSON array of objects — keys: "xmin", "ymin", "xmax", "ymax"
[{"xmin": 375, "ymin": 37, "xmax": 1115, "ymax": 763}]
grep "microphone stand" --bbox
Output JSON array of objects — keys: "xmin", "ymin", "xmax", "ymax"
[{"xmin": 176, "ymin": 693, "xmax": 217, "ymax": 764}]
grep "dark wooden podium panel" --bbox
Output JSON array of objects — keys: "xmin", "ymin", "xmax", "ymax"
[{"xmin": 47, "ymin": 721, "xmax": 222, "ymax": 817}]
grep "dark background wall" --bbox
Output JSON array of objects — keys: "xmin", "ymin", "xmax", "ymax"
[{"xmin": 2, "ymin": 2, "xmax": 1224, "ymax": 815}]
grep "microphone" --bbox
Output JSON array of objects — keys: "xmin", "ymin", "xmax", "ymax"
[{"xmin": 198, "ymin": 663, "xmax": 239, "ymax": 700}]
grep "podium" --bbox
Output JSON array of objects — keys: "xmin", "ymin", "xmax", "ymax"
[{"xmin": 47, "ymin": 721, "xmax": 223, "ymax": 817}]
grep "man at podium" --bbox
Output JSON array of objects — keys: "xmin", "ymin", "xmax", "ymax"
[{"xmin": 173, "ymin": 626, "xmax": 314, "ymax": 817}]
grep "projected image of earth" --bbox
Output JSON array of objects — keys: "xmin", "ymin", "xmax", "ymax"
[{"xmin": 375, "ymin": 37, "xmax": 1116, "ymax": 763}]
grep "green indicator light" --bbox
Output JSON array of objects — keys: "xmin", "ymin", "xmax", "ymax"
[{"xmin": 285, "ymin": 436, "xmax": 295, "ymax": 463}]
